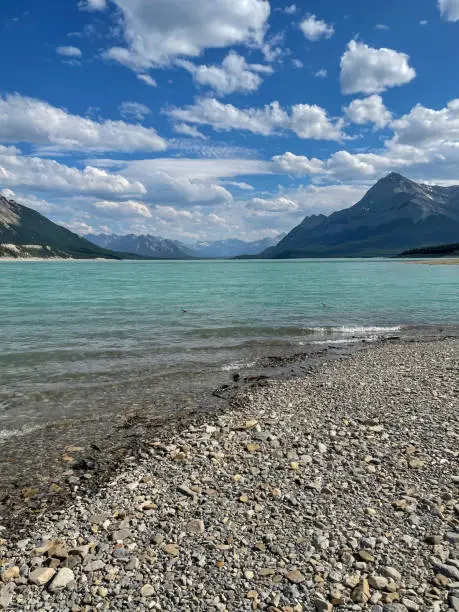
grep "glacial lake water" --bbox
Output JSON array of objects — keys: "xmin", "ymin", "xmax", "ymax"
[{"xmin": 0, "ymin": 258, "xmax": 458, "ymax": 445}]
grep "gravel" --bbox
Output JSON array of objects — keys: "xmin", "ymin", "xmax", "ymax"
[{"xmin": 0, "ymin": 339, "xmax": 457, "ymax": 611}]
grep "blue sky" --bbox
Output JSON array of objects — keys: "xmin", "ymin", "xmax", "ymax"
[{"xmin": 0, "ymin": 0, "xmax": 458, "ymax": 242}]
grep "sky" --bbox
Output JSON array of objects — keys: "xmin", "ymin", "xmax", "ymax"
[{"xmin": 0, "ymin": 0, "xmax": 459, "ymax": 242}]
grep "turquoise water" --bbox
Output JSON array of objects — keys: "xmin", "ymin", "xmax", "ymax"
[{"xmin": 0, "ymin": 258, "xmax": 458, "ymax": 440}]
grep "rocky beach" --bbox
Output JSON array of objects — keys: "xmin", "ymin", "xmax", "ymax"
[{"xmin": 0, "ymin": 339, "xmax": 457, "ymax": 611}]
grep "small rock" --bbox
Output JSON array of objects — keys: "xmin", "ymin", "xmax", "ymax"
[
  {"xmin": 433, "ymin": 563, "xmax": 459, "ymax": 581},
  {"xmin": 369, "ymin": 575, "xmax": 389, "ymax": 590},
  {"xmin": 141, "ymin": 584, "xmax": 155, "ymax": 597},
  {"xmin": 425, "ymin": 535, "xmax": 442, "ymax": 545},
  {"xmin": 408, "ymin": 459, "xmax": 425, "ymax": 469},
  {"xmin": 29, "ymin": 567, "xmax": 56, "ymax": 586},
  {"xmin": 402, "ymin": 598, "xmax": 419, "ymax": 611},
  {"xmin": 1, "ymin": 567, "xmax": 19, "ymax": 583},
  {"xmin": 84, "ymin": 560, "xmax": 105, "ymax": 572},
  {"xmin": 359, "ymin": 550, "xmax": 375, "ymax": 563},
  {"xmin": 187, "ymin": 519, "xmax": 205, "ymax": 534},
  {"xmin": 382, "ymin": 567, "xmax": 402, "ymax": 582},
  {"xmin": 285, "ymin": 570, "xmax": 306, "ymax": 584},
  {"xmin": 163, "ymin": 543, "xmax": 179, "ymax": 557},
  {"xmin": 177, "ymin": 484, "xmax": 195, "ymax": 498},
  {"xmin": 0, "ymin": 584, "xmax": 14, "ymax": 609},
  {"xmin": 49, "ymin": 568, "xmax": 75, "ymax": 592},
  {"xmin": 352, "ymin": 578, "xmax": 370, "ymax": 604},
  {"xmin": 314, "ymin": 597, "xmax": 333, "ymax": 612}
]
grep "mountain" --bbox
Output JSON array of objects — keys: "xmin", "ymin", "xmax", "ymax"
[
  {"xmin": 86, "ymin": 234, "xmax": 285, "ymax": 259},
  {"xmin": 191, "ymin": 235, "xmax": 285, "ymax": 258},
  {"xmin": 261, "ymin": 173, "xmax": 459, "ymax": 258},
  {"xmin": 0, "ymin": 194, "xmax": 142, "ymax": 260},
  {"xmin": 87, "ymin": 233, "xmax": 195, "ymax": 259}
]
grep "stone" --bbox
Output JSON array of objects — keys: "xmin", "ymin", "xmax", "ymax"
[
  {"xmin": 63, "ymin": 555, "xmax": 82, "ymax": 570},
  {"xmin": 246, "ymin": 443, "xmax": 260, "ymax": 453},
  {"xmin": 187, "ymin": 519, "xmax": 205, "ymax": 534},
  {"xmin": 359, "ymin": 550, "xmax": 375, "ymax": 562},
  {"xmin": 314, "ymin": 598, "xmax": 333, "ymax": 612},
  {"xmin": 433, "ymin": 563, "xmax": 459, "ymax": 581},
  {"xmin": 449, "ymin": 596, "xmax": 459, "ymax": 612},
  {"xmin": 177, "ymin": 484, "xmax": 195, "ymax": 498},
  {"xmin": 49, "ymin": 568, "xmax": 75, "ymax": 592},
  {"xmin": 141, "ymin": 584, "xmax": 155, "ymax": 597},
  {"xmin": 0, "ymin": 584, "xmax": 14, "ymax": 609},
  {"xmin": 163, "ymin": 543, "xmax": 179, "ymax": 557},
  {"xmin": 352, "ymin": 578, "xmax": 370, "ymax": 604},
  {"xmin": 1, "ymin": 567, "xmax": 19, "ymax": 583},
  {"xmin": 89, "ymin": 513, "xmax": 111, "ymax": 525},
  {"xmin": 285, "ymin": 570, "xmax": 305, "ymax": 584},
  {"xmin": 84, "ymin": 560, "xmax": 105, "ymax": 572},
  {"xmin": 402, "ymin": 599, "xmax": 419, "ymax": 611},
  {"xmin": 112, "ymin": 529, "xmax": 131, "ymax": 542},
  {"xmin": 382, "ymin": 567, "xmax": 402, "ymax": 582},
  {"xmin": 369, "ymin": 575, "xmax": 389, "ymax": 589},
  {"xmin": 244, "ymin": 570, "xmax": 254, "ymax": 579},
  {"xmin": 408, "ymin": 459, "xmax": 425, "ymax": 469},
  {"xmin": 425, "ymin": 535, "xmax": 442, "ymax": 545},
  {"xmin": 98, "ymin": 587, "xmax": 108, "ymax": 597},
  {"xmin": 29, "ymin": 567, "xmax": 56, "ymax": 586}
]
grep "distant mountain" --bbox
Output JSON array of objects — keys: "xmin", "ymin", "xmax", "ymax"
[
  {"xmin": 0, "ymin": 195, "xmax": 138, "ymax": 260},
  {"xmin": 86, "ymin": 234, "xmax": 285, "ymax": 259},
  {"xmin": 87, "ymin": 233, "xmax": 195, "ymax": 259},
  {"xmin": 191, "ymin": 235, "xmax": 285, "ymax": 258},
  {"xmin": 261, "ymin": 173, "xmax": 459, "ymax": 258},
  {"xmin": 398, "ymin": 242, "xmax": 459, "ymax": 257}
]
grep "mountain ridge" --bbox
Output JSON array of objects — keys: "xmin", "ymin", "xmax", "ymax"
[{"xmin": 260, "ymin": 173, "xmax": 459, "ymax": 258}]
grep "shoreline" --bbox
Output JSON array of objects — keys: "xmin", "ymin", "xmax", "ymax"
[
  {"xmin": 0, "ymin": 338, "xmax": 458, "ymax": 610},
  {"xmin": 1, "ymin": 326, "xmax": 457, "ymax": 537}
]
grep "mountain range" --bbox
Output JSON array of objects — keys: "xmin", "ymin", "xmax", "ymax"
[
  {"xmin": 2, "ymin": 173, "xmax": 458, "ymax": 259},
  {"xmin": 86, "ymin": 234, "xmax": 283, "ymax": 259},
  {"xmin": 260, "ymin": 173, "xmax": 459, "ymax": 258}
]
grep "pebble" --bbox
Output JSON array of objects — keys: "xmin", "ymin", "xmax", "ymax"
[
  {"xmin": 49, "ymin": 568, "xmax": 75, "ymax": 592},
  {"xmin": 28, "ymin": 567, "xmax": 56, "ymax": 586}
]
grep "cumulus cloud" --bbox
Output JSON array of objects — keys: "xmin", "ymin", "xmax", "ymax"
[
  {"xmin": 344, "ymin": 95, "xmax": 392, "ymax": 129},
  {"xmin": 340, "ymin": 40, "xmax": 416, "ymax": 95},
  {"xmin": 300, "ymin": 15, "xmax": 334, "ymax": 41},
  {"xmin": 167, "ymin": 98, "xmax": 346, "ymax": 141},
  {"xmin": 247, "ymin": 196, "xmax": 299, "ymax": 212},
  {"xmin": 119, "ymin": 101, "xmax": 151, "ymax": 121},
  {"xmin": 284, "ymin": 4, "xmax": 297, "ymax": 14},
  {"xmin": 438, "ymin": 0, "xmax": 459, "ymax": 21},
  {"xmin": 92, "ymin": 200, "xmax": 152, "ymax": 217},
  {"xmin": 137, "ymin": 74, "xmax": 157, "ymax": 87},
  {"xmin": 57, "ymin": 46, "xmax": 82, "ymax": 58},
  {"xmin": 0, "ymin": 145, "xmax": 146, "ymax": 197},
  {"xmin": 390, "ymin": 99, "xmax": 459, "ymax": 147},
  {"xmin": 315, "ymin": 69, "xmax": 328, "ymax": 78},
  {"xmin": 78, "ymin": 0, "xmax": 107, "ymax": 11},
  {"xmin": 102, "ymin": 0, "xmax": 270, "ymax": 70},
  {"xmin": 0, "ymin": 94, "xmax": 166, "ymax": 153},
  {"xmin": 272, "ymin": 152, "xmax": 324, "ymax": 176},
  {"xmin": 179, "ymin": 52, "xmax": 273, "ymax": 96}
]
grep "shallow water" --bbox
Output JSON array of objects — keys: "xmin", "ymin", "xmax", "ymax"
[{"xmin": 0, "ymin": 258, "xmax": 458, "ymax": 442}]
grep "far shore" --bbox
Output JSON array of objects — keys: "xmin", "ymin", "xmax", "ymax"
[{"xmin": 402, "ymin": 257, "xmax": 459, "ymax": 265}]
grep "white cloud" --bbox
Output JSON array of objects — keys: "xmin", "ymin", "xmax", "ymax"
[
  {"xmin": 103, "ymin": 0, "xmax": 270, "ymax": 70},
  {"xmin": 92, "ymin": 200, "xmax": 152, "ymax": 217},
  {"xmin": 57, "ymin": 46, "xmax": 82, "ymax": 58},
  {"xmin": 137, "ymin": 74, "xmax": 157, "ymax": 87},
  {"xmin": 340, "ymin": 40, "xmax": 416, "ymax": 95},
  {"xmin": 0, "ymin": 188, "xmax": 56, "ymax": 214},
  {"xmin": 167, "ymin": 98, "xmax": 346, "ymax": 141},
  {"xmin": 173, "ymin": 123, "xmax": 207, "ymax": 139},
  {"xmin": 315, "ymin": 69, "xmax": 328, "ymax": 78},
  {"xmin": 344, "ymin": 95, "xmax": 392, "ymax": 129},
  {"xmin": 284, "ymin": 4, "xmax": 296, "ymax": 14},
  {"xmin": 390, "ymin": 99, "xmax": 459, "ymax": 147},
  {"xmin": 0, "ymin": 94, "xmax": 166, "ymax": 153},
  {"xmin": 78, "ymin": 0, "xmax": 107, "ymax": 11},
  {"xmin": 119, "ymin": 101, "xmax": 151, "ymax": 121},
  {"xmin": 292, "ymin": 59, "xmax": 304, "ymax": 69},
  {"xmin": 247, "ymin": 196, "xmax": 299, "ymax": 212},
  {"xmin": 0, "ymin": 145, "xmax": 146, "ymax": 197},
  {"xmin": 419, "ymin": 20, "xmax": 428, "ymax": 25},
  {"xmin": 179, "ymin": 52, "xmax": 273, "ymax": 96},
  {"xmin": 300, "ymin": 15, "xmax": 334, "ymax": 42},
  {"xmin": 375, "ymin": 24, "xmax": 390, "ymax": 30},
  {"xmin": 438, "ymin": 0, "xmax": 459, "ymax": 21},
  {"xmin": 272, "ymin": 152, "xmax": 324, "ymax": 176}
]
